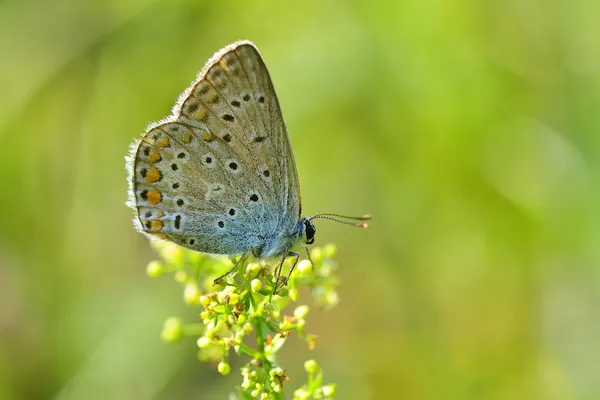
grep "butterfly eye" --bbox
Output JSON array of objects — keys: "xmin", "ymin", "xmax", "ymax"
[{"xmin": 304, "ymin": 220, "xmax": 316, "ymax": 244}]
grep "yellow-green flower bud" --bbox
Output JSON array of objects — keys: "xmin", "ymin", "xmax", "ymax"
[
  {"xmin": 217, "ymin": 361, "xmax": 230, "ymax": 375},
  {"xmin": 304, "ymin": 359, "xmax": 319, "ymax": 374},
  {"xmin": 322, "ymin": 384, "xmax": 337, "ymax": 397},
  {"xmin": 294, "ymin": 305, "xmax": 310, "ymax": 319},
  {"xmin": 146, "ymin": 260, "xmax": 164, "ymax": 277},
  {"xmin": 228, "ymin": 293, "xmax": 240, "ymax": 304},
  {"xmin": 323, "ymin": 243, "xmax": 337, "ymax": 258},
  {"xmin": 197, "ymin": 336, "xmax": 211, "ymax": 348},
  {"xmin": 297, "ymin": 259, "xmax": 312, "ymax": 274},
  {"xmin": 250, "ymin": 279, "xmax": 262, "ymax": 292},
  {"xmin": 184, "ymin": 284, "xmax": 201, "ymax": 305},
  {"xmin": 160, "ymin": 317, "xmax": 184, "ymax": 343}
]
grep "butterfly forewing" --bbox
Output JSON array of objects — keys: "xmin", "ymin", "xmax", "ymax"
[
  {"xmin": 128, "ymin": 41, "xmax": 300, "ymax": 255},
  {"xmin": 234, "ymin": 44, "xmax": 301, "ymax": 224}
]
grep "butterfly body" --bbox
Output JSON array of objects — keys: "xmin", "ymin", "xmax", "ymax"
[
  {"xmin": 127, "ymin": 41, "xmax": 368, "ymax": 287},
  {"xmin": 127, "ymin": 41, "xmax": 308, "ymax": 259}
]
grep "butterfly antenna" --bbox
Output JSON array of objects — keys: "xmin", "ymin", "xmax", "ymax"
[{"xmin": 309, "ymin": 213, "xmax": 371, "ymax": 228}]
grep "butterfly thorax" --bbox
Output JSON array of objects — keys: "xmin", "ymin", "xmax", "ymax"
[{"xmin": 255, "ymin": 218, "xmax": 307, "ymax": 258}]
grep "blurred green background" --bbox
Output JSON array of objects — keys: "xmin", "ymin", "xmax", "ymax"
[{"xmin": 1, "ymin": 0, "xmax": 599, "ymax": 398}]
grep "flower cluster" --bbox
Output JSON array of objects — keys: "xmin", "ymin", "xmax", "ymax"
[{"xmin": 147, "ymin": 240, "xmax": 340, "ymax": 399}]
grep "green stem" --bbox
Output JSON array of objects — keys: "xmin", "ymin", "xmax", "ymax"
[
  {"xmin": 248, "ymin": 294, "xmax": 265, "ymax": 357},
  {"xmin": 235, "ymin": 342, "xmax": 259, "ymax": 358},
  {"xmin": 254, "ymin": 319, "xmax": 266, "ymax": 357},
  {"xmin": 248, "ymin": 291, "xmax": 284, "ymax": 400}
]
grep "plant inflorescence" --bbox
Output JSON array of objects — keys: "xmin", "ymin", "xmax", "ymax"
[{"xmin": 147, "ymin": 240, "xmax": 341, "ymax": 399}]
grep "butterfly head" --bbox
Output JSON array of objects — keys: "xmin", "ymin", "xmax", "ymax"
[{"xmin": 303, "ymin": 218, "xmax": 316, "ymax": 245}]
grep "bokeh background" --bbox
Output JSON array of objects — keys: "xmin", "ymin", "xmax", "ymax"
[{"xmin": 1, "ymin": 0, "xmax": 600, "ymax": 398}]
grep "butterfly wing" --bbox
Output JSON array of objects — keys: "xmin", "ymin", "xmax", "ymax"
[{"xmin": 127, "ymin": 41, "xmax": 301, "ymax": 255}]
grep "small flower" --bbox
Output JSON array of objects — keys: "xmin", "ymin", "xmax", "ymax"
[
  {"xmin": 304, "ymin": 359, "xmax": 319, "ymax": 374},
  {"xmin": 246, "ymin": 262, "xmax": 261, "ymax": 276},
  {"xmin": 199, "ymin": 295, "xmax": 211, "ymax": 307},
  {"xmin": 228, "ymin": 293, "xmax": 240, "ymax": 304},
  {"xmin": 174, "ymin": 270, "xmax": 188, "ymax": 284},
  {"xmin": 322, "ymin": 384, "xmax": 337, "ymax": 397},
  {"xmin": 293, "ymin": 388, "xmax": 310, "ymax": 400},
  {"xmin": 297, "ymin": 259, "xmax": 312, "ymax": 274},
  {"xmin": 184, "ymin": 284, "xmax": 201, "ymax": 305},
  {"xmin": 310, "ymin": 247, "xmax": 323, "ymax": 263},
  {"xmin": 250, "ymin": 279, "xmax": 263, "ymax": 292},
  {"xmin": 223, "ymin": 337, "xmax": 234, "ymax": 350},
  {"xmin": 161, "ymin": 317, "xmax": 184, "ymax": 343},
  {"xmin": 197, "ymin": 336, "xmax": 211, "ymax": 348},
  {"xmin": 146, "ymin": 260, "xmax": 164, "ymax": 277},
  {"xmin": 294, "ymin": 305, "xmax": 310, "ymax": 319},
  {"xmin": 323, "ymin": 243, "xmax": 337, "ymax": 258},
  {"xmin": 289, "ymin": 287, "xmax": 299, "ymax": 301},
  {"xmin": 326, "ymin": 291, "xmax": 340, "ymax": 307},
  {"xmin": 241, "ymin": 379, "xmax": 252, "ymax": 390},
  {"xmin": 152, "ymin": 240, "xmax": 184, "ymax": 264},
  {"xmin": 199, "ymin": 310, "xmax": 211, "ymax": 320},
  {"xmin": 306, "ymin": 335, "xmax": 318, "ymax": 350},
  {"xmin": 217, "ymin": 361, "xmax": 231, "ymax": 376}
]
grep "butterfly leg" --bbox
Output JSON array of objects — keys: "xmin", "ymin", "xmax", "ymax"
[
  {"xmin": 273, "ymin": 251, "xmax": 299, "ymax": 294},
  {"xmin": 304, "ymin": 247, "xmax": 314, "ymax": 269},
  {"xmin": 284, "ymin": 251, "xmax": 300, "ymax": 285},
  {"xmin": 272, "ymin": 251, "xmax": 288, "ymax": 294},
  {"xmin": 213, "ymin": 251, "xmax": 249, "ymax": 285}
]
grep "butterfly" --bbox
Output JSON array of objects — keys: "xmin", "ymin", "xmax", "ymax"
[{"xmin": 126, "ymin": 41, "xmax": 370, "ymax": 291}]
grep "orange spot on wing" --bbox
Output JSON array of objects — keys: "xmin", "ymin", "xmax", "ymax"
[
  {"xmin": 145, "ymin": 167, "xmax": 162, "ymax": 183},
  {"xmin": 181, "ymin": 132, "xmax": 193, "ymax": 144},
  {"xmin": 156, "ymin": 137, "xmax": 170, "ymax": 148},
  {"xmin": 201, "ymin": 131, "xmax": 213, "ymax": 142},
  {"xmin": 150, "ymin": 220, "xmax": 164, "ymax": 232},
  {"xmin": 147, "ymin": 149, "xmax": 161, "ymax": 163},
  {"xmin": 147, "ymin": 189, "xmax": 162, "ymax": 205}
]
